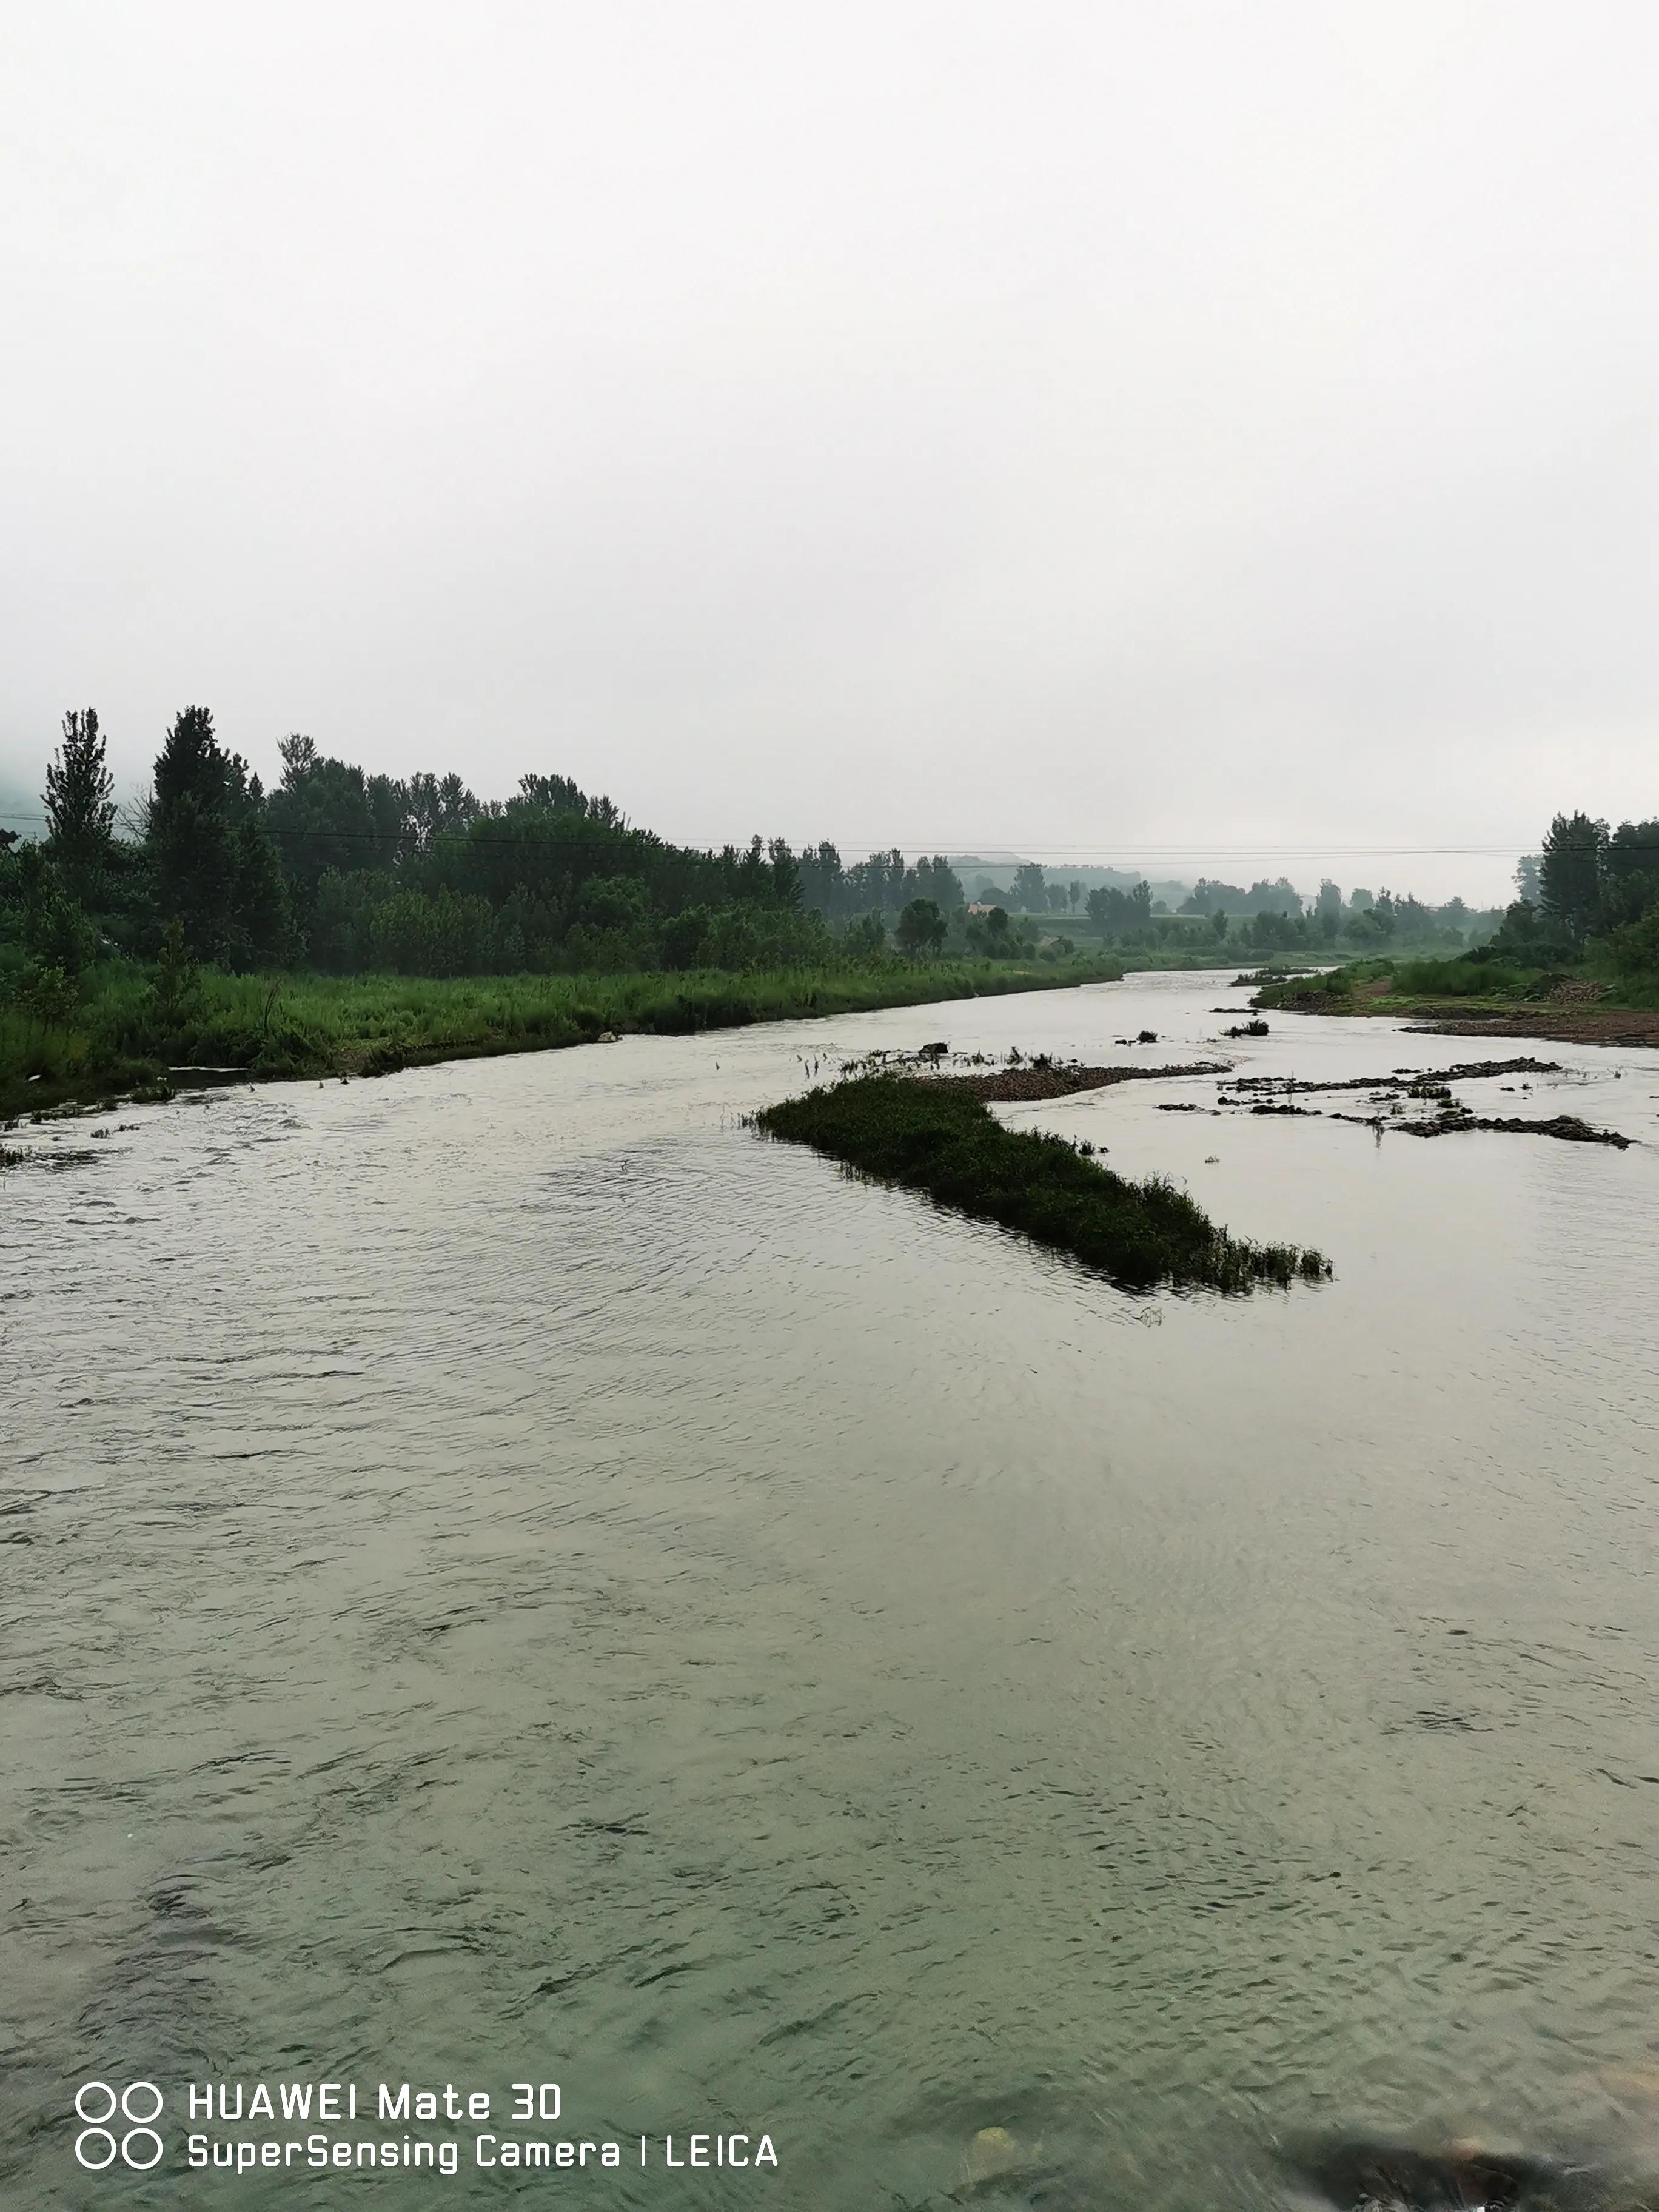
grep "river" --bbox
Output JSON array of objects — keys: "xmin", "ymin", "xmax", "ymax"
[{"xmin": 7, "ymin": 968, "xmax": 1659, "ymax": 2207}]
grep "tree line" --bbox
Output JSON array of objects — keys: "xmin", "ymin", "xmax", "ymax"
[
  {"xmin": 2, "ymin": 707, "xmax": 1023, "ymax": 1002},
  {"xmin": 5, "ymin": 702, "xmax": 1520, "ymax": 1007},
  {"xmin": 970, "ymin": 861, "xmax": 1489, "ymax": 953},
  {"xmin": 1486, "ymin": 811, "xmax": 1659, "ymax": 971}
]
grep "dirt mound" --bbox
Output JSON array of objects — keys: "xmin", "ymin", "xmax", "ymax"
[{"xmin": 915, "ymin": 1061, "xmax": 1228, "ymax": 1103}]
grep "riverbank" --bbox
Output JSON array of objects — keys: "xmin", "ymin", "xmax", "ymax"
[
  {"xmin": 1261, "ymin": 990, "xmax": 1659, "ymax": 1049},
  {"xmin": 1, "ymin": 953, "xmax": 1127, "ymax": 1121},
  {"xmin": 1253, "ymin": 962, "xmax": 1659, "ymax": 1048}
]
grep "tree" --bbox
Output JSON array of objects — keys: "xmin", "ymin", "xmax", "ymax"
[
  {"xmin": 1347, "ymin": 902, "xmax": 1395, "ymax": 944},
  {"xmin": 147, "ymin": 916, "xmax": 204, "ymax": 1034},
  {"xmin": 913, "ymin": 856, "xmax": 964, "ymax": 913},
  {"xmin": 1068, "ymin": 880, "xmax": 1081, "ymax": 913},
  {"xmin": 1316, "ymin": 879, "xmax": 1343, "ymax": 916},
  {"xmin": 797, "ymin": 841, "xmax": 845, "ymax": 917},
  {"xmin": 897, "ymin": 897, "xmax": 947, "ymax": 957},
  {"xmin": 1609, "ymin": 901, "xmax": 1659, "ymax": 976},
  {"xmin": 767, "ymin": 837, "xmax": 803, "ymax": 910},
  {"xmin": 1600, "ymin": 822, "xmax": 1659, "ymax": 930},
  {"xmin": 1538, "ymin": 812, "xmax": 1607, "ymax": 945},
  {"xmin": 266, "ymin": 736, "xmax": 395, "ymax": 892},
  {"xmin": 148, "ymin": 706, "xmax": 240, "ymax": 957},
  {"xmin": 1210, "ymin": 911, "xmax": 1229, "ymax": 942},
  {"xmin": 1513, "ymin": 854, "xmax": 1542, "ymax": 903},
  {"xmin": 1087, "ymin": 880, "xmax": 1153, "ymax": 932},
  {"xmin": 236, "ymin": 814, "xmax": 292, "ymax": 968},
  {"xmin": 1247, "ymin": 876, "xmax": 1302, "ymax": 917},
  {"xmin": 1179, "ymin": 877, "xmax": 1247, "ymax": 917},
  {"xmin": 1011, "ymin": 862, "xmax": 1047, "ymax": 911},
  {"xmin": 19, "ymin": 848, "xmax": 99, "ymax": 974},
  {"xmin": 1487, "ymin": 896, "xmax": 1569, "ymax": 960},
  {"xmin": 843, "ymin": 847, "xmax": 908, "ymax": 911},
  {"xmin": 18, "ymin": 960, "xmax": 79, "ymax": 1027},
  {"xmin": 401, "ymin": 769, "xmax": 481, "ymax": 851},
  {"xmin": 517, "ymin": 771, "xmax": 588, "ymax": 816},
  {"xmin": 1249, "ymin": 908, "xmax": 1301, "ymax": 950},
  {"xmin": 44, "ymin": 709, "xmax": 116, "ymax": 862},
  {"xmin": 967, "ymin": 905, "xmax": 1012, "ymax": 956}
]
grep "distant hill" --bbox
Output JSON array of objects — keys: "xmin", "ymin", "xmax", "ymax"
[{"xmin": 948, "ymin": 854, "xmax": 1195, "ymax": 909}]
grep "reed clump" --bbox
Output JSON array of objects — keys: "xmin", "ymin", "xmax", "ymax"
[{"xmin": 755, "ymin": 1075, "xmax": 1330, "ymax": 1293}]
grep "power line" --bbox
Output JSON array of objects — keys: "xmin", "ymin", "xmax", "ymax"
[{"xmin": 0, "ymin": 807, "xmax": 1563, "ymax": 858}]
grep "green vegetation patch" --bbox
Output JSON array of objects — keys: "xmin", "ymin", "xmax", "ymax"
[
  {"xmin": 755, "ymin": 1075, "xmax": 1330, "ymax": 1293},
  {"xmin": 2, "ymin": 955, "xmax": 1127, "ymax": 1120}
]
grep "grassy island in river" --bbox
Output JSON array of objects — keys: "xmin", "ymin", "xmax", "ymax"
[{"xmin": 756, "ymin": 1074, "xmax": 1330, "ymax": 1293}]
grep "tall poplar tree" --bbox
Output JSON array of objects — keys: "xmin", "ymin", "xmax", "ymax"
[
  {"xmin": 147, "ymin": 705, "xmax": 239, "ymax": 957},
  {"xmin": 1539, "ymin": 812, "xmax": 1607, "ymax": 946},
  {"xmin": 44, "ymin": 708, "xmax": 116, "ymax": 863}
]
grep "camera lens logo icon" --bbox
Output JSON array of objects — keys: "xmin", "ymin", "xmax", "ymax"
[{"xmin": 75, "ymin": 2082, "xmax": 164, "ymax": 2171}]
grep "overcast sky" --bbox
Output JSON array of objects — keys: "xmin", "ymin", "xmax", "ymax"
[{"xmin": 5, "ymin": 2, "xmax": 1657, "ymax": 901}]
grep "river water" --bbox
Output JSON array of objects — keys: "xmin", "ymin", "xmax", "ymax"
[{"xmin": 7, "ymin": 969, "xmax": 1659, "ymax": 2208}]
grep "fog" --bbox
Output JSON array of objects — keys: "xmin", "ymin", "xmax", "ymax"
[{"xmin": 5, "ymin": 1, "xmax": 1658, "ymax": 903}]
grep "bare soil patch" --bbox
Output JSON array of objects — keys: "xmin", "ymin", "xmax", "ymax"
[
  {"xmin": 1277, "ymin": 1000, "xmax": 1659, "ymax": 1048},
  {"xmin": 914, "ymin": 1061, "xmax": 1230, "ymax": 1103}
]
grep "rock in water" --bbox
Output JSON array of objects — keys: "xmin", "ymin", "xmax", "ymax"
[
  {"xmin": 1279, "ymin": 2137, "xmax": 1567, "ymax": 2212},
  {"xmin": 967, "ymin": 2127, "xmax": 1024, "ymax": 2185}
]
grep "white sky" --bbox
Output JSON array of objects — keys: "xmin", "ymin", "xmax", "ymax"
[{"xmin": 4, "ymin": 1, "xmax": 1658, "ymax": 902}]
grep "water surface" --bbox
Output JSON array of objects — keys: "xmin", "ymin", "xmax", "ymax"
[{"xmin": 7, "ymin": 971, "xmax": 1659, "ymax": 2206}]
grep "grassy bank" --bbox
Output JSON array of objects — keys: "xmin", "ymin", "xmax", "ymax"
[
  {"xmin": 1, "ymin": 954, "xmax": 1127, "ymax": 1120},
  {"xmin": 1256, "ymin": 953, "xmax": 1659, "ymax": 1016},
  {"xmin": 754, "ymin": 1074, "xmax": 1330, "ymax": 1293},
  {"xmin": 1251, "ymin": 954, "xmax": 1659, "ymax": 1047}
]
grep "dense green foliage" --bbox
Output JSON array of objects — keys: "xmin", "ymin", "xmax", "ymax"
[
  {"xmin": 756, "ymin": 1076, "xmax": 1330, "ymax": 1293},
  {"xmin": 1087, "ymin": 881, "xmax": 1154, "ymax": 931},
  {"xmin": 1255, "ymin": 805, "xmax": 1659, "ymax": 1014},
  {"xmin": 5, "ymin": 711, "xmax": 1116, "ymax": 1108},
  {"xmin": 0, "ymin": 700, "xmax": 1504, "ymax": 1107},
  {"xmin": 1451, "ymin": 811, "xmax": 1659, "ymax": 973},
  {"xmin": 1285, "ymin": 809, "xmax": 1659, "ymax": 1003},
  {"xmin": 1, "ymin": 953, "xmax": 1125, "ymax": 1119},
  {"xmin": 0, "ymin": 711, "xmax": 1041, "ymax": 1005}
]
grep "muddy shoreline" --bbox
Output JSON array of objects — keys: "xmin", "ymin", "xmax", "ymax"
[
  {"xmin": 911, "ymin": 1059, "xmax": 1230, "ymax": 1102},
  {"xmin": 1273, "ymin": 998, "xmax": 1659, "ymax": 1048}
]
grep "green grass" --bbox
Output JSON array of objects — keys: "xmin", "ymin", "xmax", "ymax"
[
  {"xmin": 1257, "ymin": 950, "xmax": 1659, "ymax": 1013},
  {"xmin": 1, "ymin": 953, "xmax": 1127, "ymax": 1120},
  {"xmin": 1259, "ymin": 957, "xmax": 1537, "ymax": 1007},
  {"xmin": 755, "ymin": 1074, "xmax": 1330, "ymax": 1293}
]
